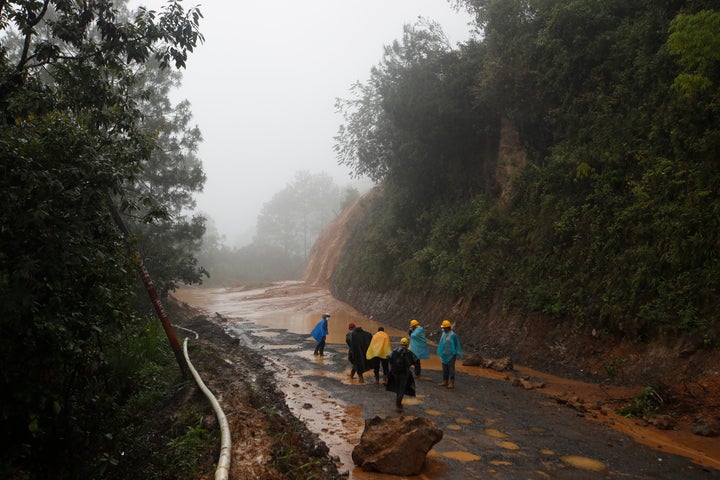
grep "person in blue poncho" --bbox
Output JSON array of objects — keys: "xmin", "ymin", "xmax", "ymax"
[
  {"xmin": 437, "ymin": 319, "xmax": 463, "ymax": 389},
  {"xmin": 408, "ymin": 319, "xmax": 429, "ymax": 376},
  {"xmin": 311, "ymin": 312, "xmax": 330, "ymax": 356}
]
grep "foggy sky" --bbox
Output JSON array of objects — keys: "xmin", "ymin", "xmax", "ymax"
[{"xmin": 159, "ymin": 1, "xmax": 476, "ymax": 246}]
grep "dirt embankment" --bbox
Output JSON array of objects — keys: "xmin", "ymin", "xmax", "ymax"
[
  {"xmin": 169, "ymin": 301, "xmax": 340, "ymax": 480},
  {"xmin": 304, "ymin": 189, "xmax": 720, "ymax": 434}
]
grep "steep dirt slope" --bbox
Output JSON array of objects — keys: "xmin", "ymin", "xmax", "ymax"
[{"xmin": 301, "ymin": 186, "xmax": 381, "ymax": 288}]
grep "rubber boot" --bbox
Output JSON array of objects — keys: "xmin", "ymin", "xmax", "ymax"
[
  {"xmin": 447, "ymin": 378, "xmax": 455, "ymax": 389},
  {"xmin": 438, "ymin": 379, "xmax": 448, "ymax": 387}
]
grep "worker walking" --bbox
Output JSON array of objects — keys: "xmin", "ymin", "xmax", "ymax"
[
  {"xmin": 386, "ymin": 338, "xmax": 420, "ymax": 410},
  {"xmin": 408, "ymin": 319, "xmax": 429, "ymax": 376},
  {"xmin": 366, "ymin": 326, "xmax": 391, "ymax": 384},
  {"xmin": 346, "ymin": 323, "xmax": 373, "ymax": 383},
  {"xmin": 311, "ymin": 313, "xmax": 330, "ymax": 356}
]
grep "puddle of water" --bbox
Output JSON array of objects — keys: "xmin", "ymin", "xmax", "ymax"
[
  {"xmin": 437, "ymin": 451, "xmax": 482, "ymax": 462},
  {"xmin": 425, "ymin": 409, "xmax": 443, "ymax": 416},
  {"xmin": 497, "ymin": 441, "xmax": 521, "ymax": 451},
  {"xmin": 252, "ymin": 330, "xmax": 280, "ymax": 338},
  {"xmin": 484, "ymin": 428, "xmax": 509, "ymax": 439},
  {"xmin": 489, "ymin": 460, "xmax": 513, "ymax": 466},
  {"xmin": 447, "ymin": 424, "xmax": 462, "ymax": 431},
  {"xmin": 261, "ymin": 344, "xmax": 299, "ymax": 350},
  {"xmin": 173, "ymin": 284, "xmax": 407, "ymax": 346},
  {"xmin": 456, "ymin": 417, "xmax": 473, "ymax": 425},
  {"xmin": 539, "ymin": 449, "xmax": 556, "ymax": 456},
  {"xmin": 560, "ymin": 455, "xmax": 608, "ymax": 472},
  {"xmin": 529, "ymin": 426, "xmax": 546, "ymax": 433}
]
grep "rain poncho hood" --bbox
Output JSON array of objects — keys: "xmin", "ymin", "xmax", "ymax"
[
  {"xmin": 409, "ymin": 326, "xmax": 430, "ymax": 359},
  {"xmin": 366, "ymin": 330, "xmax": 391, "ymax": 360},
  {"xmin": 437, "ymin": 329, "xmax": 463, "ymax": 364}
]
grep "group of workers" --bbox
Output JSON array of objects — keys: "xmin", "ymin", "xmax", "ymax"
[{"xmin": 310, "ymin": 313, "xmax": 463, "ymax": 410}]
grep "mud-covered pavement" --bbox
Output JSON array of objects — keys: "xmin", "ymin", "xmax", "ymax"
[{"xmin": 173, "ymin": 283, "xmax": 720, "ymax": 480}]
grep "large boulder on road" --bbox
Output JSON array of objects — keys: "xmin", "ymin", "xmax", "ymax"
[{"xmin": 352, "ymin": 416, "xmax": 443, "ymax": 475}]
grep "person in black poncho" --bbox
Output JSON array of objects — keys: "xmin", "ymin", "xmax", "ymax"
[
  {"xmin": 345, "ymin": 322, "xmax": 375, "ymax": 383},
  {"xmin": 386, "ymin": 337, "xmax": 420, "ymax": 411}
]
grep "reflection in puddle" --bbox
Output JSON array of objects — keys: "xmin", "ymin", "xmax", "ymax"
[
  {"xmin": 438, "ymin": 451, "xmax": 482, "ymax": 462},
  {"xmin": 529, "ymin": 426, "xmax": 546, "ymax": 433},
  {"xmin": 539, "ymin": 449, "xmax": 556, "ymax": 456},
  {"xmin": 489, "ymin": 460, "xmax": 513, "ymax": 466},
  {"xmin": 561, "ymin": 455, "xmax": 607, "ymax": 472},
  {"xmin": 456, "ymin": 417, "xmax": 472, "ymax": 424},
  {"xmin": 497, "ymin": 441, "xmax": 521, "ymax": 451},
  {"xmin": 425, "ymin": 409, "xmax": 443, "ymax": 416},
  {"xmin": 484, "ymin": 428, "xmax": 509, "ymax": 439}
]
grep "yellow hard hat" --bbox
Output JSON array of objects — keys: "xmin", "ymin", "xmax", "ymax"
[
  {"xmin": 441, "ymin": 320, "xmax": 452, "ymax": 329},
  {"xmin": 400, "ymin": 337, "xmax": 409, "ymax": 346},
  {"xmin": 409, "ymin": 319, "xmax": 419, "ymax": 327}
]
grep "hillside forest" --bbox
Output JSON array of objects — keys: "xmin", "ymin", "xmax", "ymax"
[
  {"xmin": 1, "ymin": 0, "xmax": 720, "ymax": 478},
  {"xmin": 332, "ymin": 0, "xmax": 720, "ymax": 347}
]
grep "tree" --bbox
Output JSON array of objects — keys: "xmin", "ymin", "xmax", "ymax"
[
  {"xmin": 255, "ymin": 171, "xmax": 341, "ymax": 260},
  {"xmin": 0, "ymin": 0, "xmax": 204, "ymax": 476},
  {"xmin": 667, "ymin": 10, "xmax": 720, "ymax": 108},
  {"xmin": 127, "ymin": 59, "xmax": 208, "ymax": 297},
  {"xmin": 334, "ymin": 0, "xmax": 720, "ymax": 341},
  {"xmin": 335, "ymin": 19, "xmax": 497, "ymax": 211}
]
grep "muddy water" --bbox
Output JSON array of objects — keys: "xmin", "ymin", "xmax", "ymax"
[
  {"xmin": 174, "ymin": 283, "xmax": 407, "ymax": 344},
  {"xmin": 174, "ymin": 284, "xmax": 720, "ymax": 478}
]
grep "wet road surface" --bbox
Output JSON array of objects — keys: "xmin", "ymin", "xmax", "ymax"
[{"xmin": 174, "ymin": 284, "xmax": 720, "ymax": 479}]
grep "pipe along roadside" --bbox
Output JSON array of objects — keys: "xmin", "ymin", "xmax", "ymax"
[{"xmin": 182, "ymin": 338, "xmax": 231, "ymax": 480}]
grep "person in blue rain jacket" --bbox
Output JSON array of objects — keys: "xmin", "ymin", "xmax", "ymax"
[{"xmin": 437, "ymin": 319, "xmax": 463, "ymax": 389}]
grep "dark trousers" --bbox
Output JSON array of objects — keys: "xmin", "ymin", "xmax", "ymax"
[
  {"xmin": 442, "ymin": 355, "xmax": 457, "ymax": 380},
  {"xmin": 373, "ymin": 358, "xmax": 388, "ymax": 379},
  {"xmin": 394, "ymin": 371, "xmax": 410, "ymax": 407},
  {"xmin": 314, "ymin": 337, "xmax": 326, "ymax": 355}
]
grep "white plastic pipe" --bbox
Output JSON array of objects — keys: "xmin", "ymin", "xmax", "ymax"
[{"xmin": 183, "ymin": 338, "xmax": 231, "ymax": 480}]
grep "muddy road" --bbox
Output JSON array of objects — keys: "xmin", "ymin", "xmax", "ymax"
[{"xmin": 173, "ymin": 282, "xmax": 720, "ymax": 479}]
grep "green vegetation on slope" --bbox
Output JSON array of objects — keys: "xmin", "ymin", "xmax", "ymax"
[
  {"xmin": 0, "ymin": 1, "xmax": 208, "ymax": 477},
  {"xmin": 333, "ymin": 1, "xmax": 720, "ymax": 344}
]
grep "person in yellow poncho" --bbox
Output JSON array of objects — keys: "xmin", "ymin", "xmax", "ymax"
[{"xmin": 366, "ymin": 326, "xmax": 392, "ymax": 384}]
